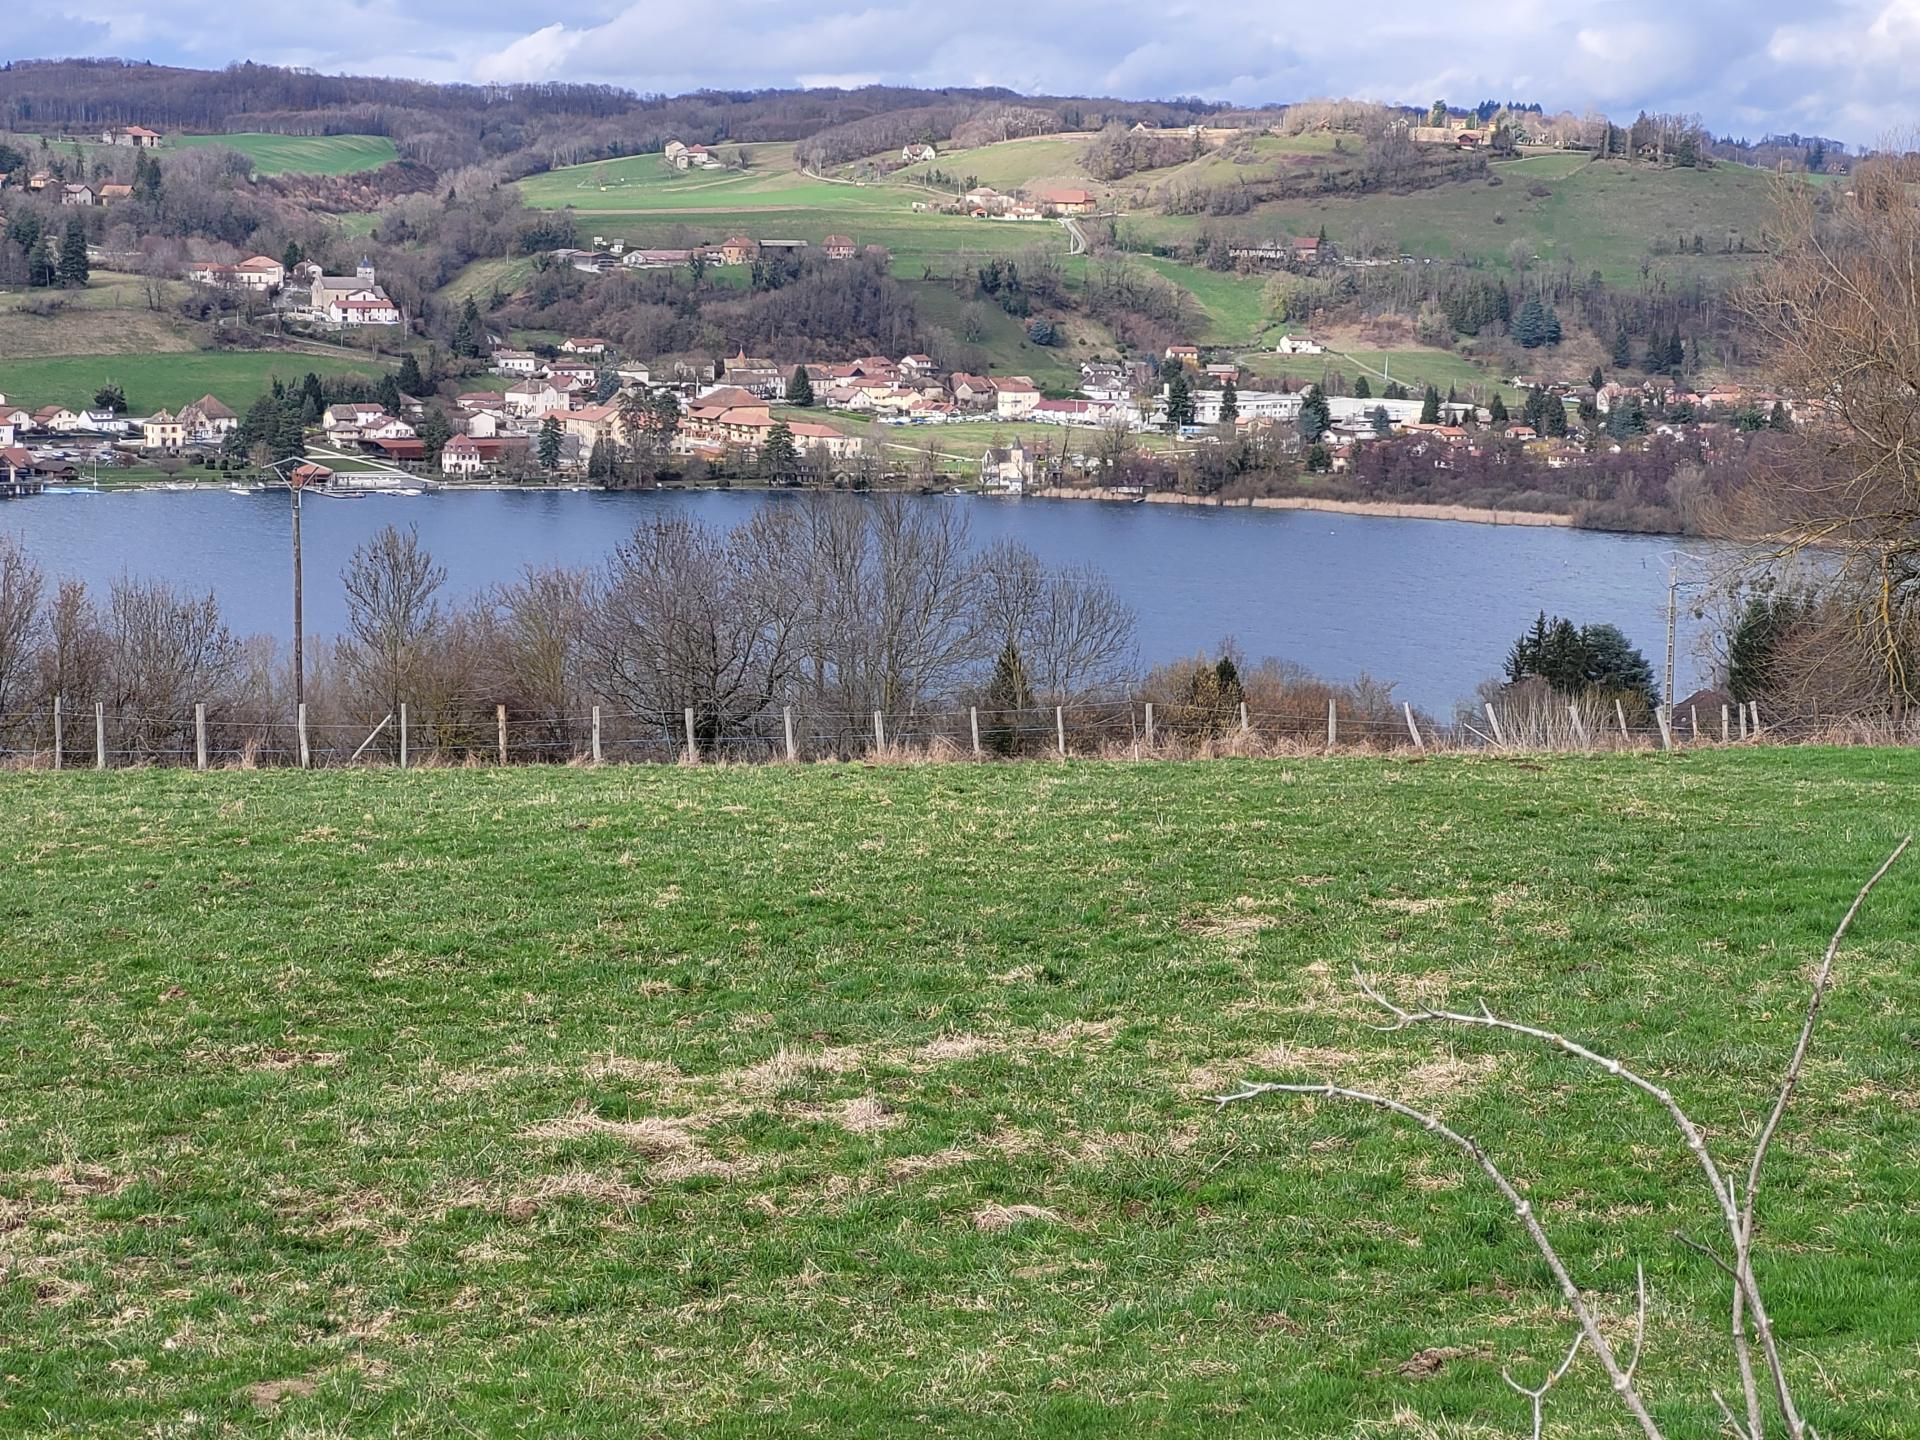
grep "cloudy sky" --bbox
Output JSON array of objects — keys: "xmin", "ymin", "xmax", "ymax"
[{"xmin": 16, "ymin": 0, "xmax": 1920, "ymax": 146}]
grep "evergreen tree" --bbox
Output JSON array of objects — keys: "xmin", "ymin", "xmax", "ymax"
[
  {"xmin": 785, "ymin": 366, "xmax": 815, "ymax": 407},
  {"xmin": 1489, "ymin": 393, "xmax": 1509, "ymax": 424},
  {"xmin": 536, "ymin": 416, "xmax": 563, "ymax": 470},
  {"xmin": 1218, "ymin": 378, "xmax": 1238, "ymax": 424},
  {"xmin": 452, "ymin": 296, "xmax": 484, "ymax": 359},
  {"xmin": 1645, "ymin": 333, "xmax": 1670, "ymax": 371},
  {"xmin": 281, "ymin": 239, "xmax": 303, "ymax": 271},
  {"xmin": 396, "ymin": 352, "xmax": 428, "ymax": 395},
  {"xmin": 588, "ymin": 437, "xmax": 617, "ymax": 481},
  {"xmin": 1298, "ymin": 384, "xmax": 1331, "ymax": 443},
  {"xmin": 56, "ymin": 218, "xmax": 89, "ymax": 288},
  {"xmin": 1419, "ymin": 385, "xmax": 1441, "ymax": 425},
  {"xmin": 1768, "ymin": 400, "xmax": 1792, "ymax": 432},
  {"xmin": 1726, "ymin": 593, "xmax": 1805, "ymax": 702},
  {"xmin": 1304, "ymin": 442, "xmax": 1332, "ymax": 472},
  {"xmin": 1540, "ymin": 394, "xmax": 1568, "ymax": 437},
  {"xmin": 1369, "ymin": 406, "xmax": 1391, "ymax": 437},
  {"xmin": 417, "ymin": 408, "xmax": 454, "ymax": 459},
  {"xmin": 980, "ymin": 639, "xmax": 1036, "ymax": 756},
  {"xmin": 1667, "ymin": 331, "xmax": 1686, "ymax": 369},
  {"xmin": 1589, "ymin": 366, "xmax": 1605, "ymax": 391},
  {"xmin": 376, "ymin": 374, "xmax": 403, "ymax": 412},
  {"xmin": 1613, "ymin": 326, "xmax": 1634, "ymax": 368},
  {"xmin": 763, "ymin": 420, "xmax": 800, "ymax": 479},
  {"xmin": 1353, "ymin": 375, "xmax": 1371, "ymax": 399},
  {"xmin": 1163, "ymin": 369, "xmax": 1196, "ymax": 432},
  {"xmin": 92, "ymin": 384, "xmax": 127, "ymax": 414},
  {"xmin": 132, "ymin": 149, "xmax": 163, "ymax": 206},
  {"xmin": 1505, "ymin": 612, "xmax": 1658, "ymax": 708}
]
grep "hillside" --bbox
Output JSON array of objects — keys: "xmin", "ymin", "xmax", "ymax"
[
  {"xmin": 169, "ymin": 132, "xmax": 400, "ymax": 177},
  {"xmin": 4, "ymin": 755, "xmax": 1917, "ymax": 1437}
]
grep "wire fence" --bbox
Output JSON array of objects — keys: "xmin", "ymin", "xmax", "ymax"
[{"xmin": 0, "ymin": 694, "xmax": 1863, "ymax": 772}]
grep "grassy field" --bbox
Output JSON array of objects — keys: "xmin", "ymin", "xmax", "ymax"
[
  {"xmin": 3, "ymin": 754, "xmax": 1918, "ymax": 1437},
  {"xmin": 0, "ymin": 272, "xmax": 202, "ymax": 359},
  {"xmin": 0, "ymin": 350, "xmax": 389, "ymax": 412},
  {"xmin": 170, "ymin": 133, "xmax": 400, "ymax": 176}
]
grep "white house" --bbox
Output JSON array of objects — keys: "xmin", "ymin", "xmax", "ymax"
[
  {"xmin": 442, "ymin": 436, "xmax": 486, "ymax": 475},
  {"xmin": 993, "ymin": 377, "xmax": 1042, "ymax": 418},
  {"xmin": 1276, "ymin": 335, "xmax": 1325, "ymax": 356},
  {"xmin": 312, "ymin": 259, "xmax": 400, "ymax": 326},
  {"xmin": 980, "ymin": 441, "xmax": 1037, "ymax": 492},
  {"xmin": 902, "ymin": 143, "xmax": 937, "ymax": 163},
  {"xmin": 504, "ymin": 380, "xmax": 569, "ymax": 418},
  {"xmin": 493, "ymin": 349, "xmax": 538, "ymax": 375}
]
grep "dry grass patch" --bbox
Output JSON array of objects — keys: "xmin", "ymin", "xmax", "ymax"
[{"xmin": 972, "ymin": 1202, "xmax": 1068, "ymax": 1231}]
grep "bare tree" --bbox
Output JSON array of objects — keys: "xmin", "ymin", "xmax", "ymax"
[
  {"xmin": 1741, "ymin": 159, "xmax": 1920, "ymax": 712},
  {"xmin": 976, "ymin": 538, "xmax": 1136, "ymax": 703},
  {"xmin": 1213, "ymin": 840, "xmax": 1910, "ymax": 1439},
  {"xmin": 102, "ymin": 576, "xmax": 240, "ymax": 757},
  {"xmin": 483, "ymin": 565, "xmax": 595, "ymax": 756},
  {"xmin": 0, "ymin": 536, "xmax": 45, "ymax": 728},
  {"xmin": 340, "ymin": 525, "xmax": 447, "ymax": 732}
]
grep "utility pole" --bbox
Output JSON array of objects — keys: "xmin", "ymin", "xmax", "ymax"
[
  {"xmin": 1665, "ymin": 558, "xmax": 1678, "ymax": 707},
  {"xmin": 291, "ymin": 472, "xmax": 305, "ymax": 715}
]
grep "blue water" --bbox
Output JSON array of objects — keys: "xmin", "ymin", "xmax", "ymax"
[{"xmin": 0, "ymin": 488, "xmax": 1712, "ymax": 710}]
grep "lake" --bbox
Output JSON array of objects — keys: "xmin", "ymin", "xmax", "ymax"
[{"xmin": 0, "ymin": 489, "xmax": 1721, "ymax": 711}]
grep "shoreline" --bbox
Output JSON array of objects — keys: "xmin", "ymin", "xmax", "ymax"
[
  {"xmin": 44, "ymin": 478, "xmax": 1608, "ymax": 534},
  {"xmin": 1026, "ymin": 486, "xmax": 1573, "ymax": 528}
]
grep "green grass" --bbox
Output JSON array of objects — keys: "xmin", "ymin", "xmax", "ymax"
[
  {"xmin": 0, "ymin": 350, "xmax": 389, "ymax": 412},
  {"xmin": 4, "ymin": 754, "xmax": 1919, "ymax": 1437},
  {"xmin": 170, "ymin": 133, "xmax": 399, "ymax": 177},
  {"xmin": 891, "ymin": 135, "xmax": 1093, "ymax": 190}
]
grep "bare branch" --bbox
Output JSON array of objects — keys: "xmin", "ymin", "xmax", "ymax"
[
  {"xmin": 1502, "ymin": 1329, "xmax": 1584, "ymax": 1440},
  {"xmin": 1213, "ymin": 1080, "xmax": 1666, "ymax": 1440}
]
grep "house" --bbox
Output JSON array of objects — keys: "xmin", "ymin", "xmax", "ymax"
[
  {"xmin": 27, "ymin": 173, "xmax": 51, "ymax": 192},
  {"xmin": 1206, "ymin": 363, "xmax": 1241, "ymax": 385},
  {"xmin": 1276, "ymin": 335, "xmax": 1324, "ymax": 356},
  {"xmin": 458, "ymin": 391, "xmax": 508, "ymax": 415},
  {"xmin": 615, "ymin": 364, "xmax": 652, "ymax": 389},
  {"xmin": 322, "ymin": 402, "xmax": 387, "ymax": 438},
  {"xmin": 992, "ymin": 377, "xmax": 1042, "ymax": 417},
  {"xmin": 61, "ymin": 183, "xmax": 96, "ymax": 207},
  {"xmin": 289, "ymin": 462, "xmax": 334, "ymax": 488},
  {"xmin": 559, "ymin": 404, "xmax": 623, "ymax": 449},
  {"xmin": 1290, "ymin": 236, "xmax": 1323, "ymax": 263},
  {"xmin": 980, "ymin": 441, "xmax": 1037, "ymax": 492},
  {"xmin": 664, "ymin": 139, "xmax": 690, "ymax": 168},
  {"xmin": 623, "ymin": 248, "xmax": 695, "ymax": 269},
  {"xmin": 1165, "ymin": 344, "xmax": 1201, "ymax": 366},
  {"xmin": 902, "ymin": 143, "xmax": 937, "ymax": 164},
  {"xmin": 560, "ymin": 337, "xmax": 607, "ymax": 357},
  {"xmin": 899, "ymin": 354, "xmax": 935, "ymax": 377},
  {"xmin": 789, "ymin": 422, "xmax": 865, "ymax": 463},
  {"xmin": 363, "ymin": 415, "xmax": 417, "ymax": 442},
  {"xmin": 1033, "ymin": 186, "xmax": 1096, "ymax": 215},
  {"xmin": 723, "ymin": 350, "xmax": 782, "ymax": 397},
  {"xmin": 79, "ymin": 408, "xmax": 128, "ymax": 434},
  {"xmin": 950, "ymin": 374, "xmax": 996, "ymax": 409},
  {"xmin": 1080, "ymin": 364, "xmax": 1133, "ymax": 403},
  {"xmin": 493, "ymin": 349, "xmax": 539, "ymax": 375},
  {"xmin": 312, "ymin": 260, "xmax": 400, "ymax": 325},
  {"xmin": 34, "ymin": 406, "xmax": 82, "ymax": 432},
  {"xmin": 463, "ymin": 409, "xmax": 507, "ymax": 439},
  {"xmin": 103, "ymin": 125, "xmax": 163, "ymax": 147},
  {"xmin": 718, "ymin": 236, "xmax": 760, "ymax": 266},
  {"xmin": 823, "ymin": 235, "xmax": 857, "ymax": 261},
  {"xmin": 138, "ymin": 411, "xmax": 186, "ymax": 451},
  {"xmin": 362, "ymin": 437, "xmax": 427, "ymax": 463},
  {"xmin": 178, "ymin": 395, "xmax": 237, "ymax": 443},
  {"xmin": 442, "ymin": 436, "xmax": 487, "ymax": 476},
  {"xmin": 504, "ymin": 380, "xmax": 569, "ymax": 418},
  {"xmin": 97, "ymin": 183, "xmax": 134, "ymax": 204},
  {"xmin": 189, "ymin": 254, "xmax": 285, "ymax": 290}
]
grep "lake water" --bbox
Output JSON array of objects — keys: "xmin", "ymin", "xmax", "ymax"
[{"xmin": 0, "ymin": 489, "xmax": 1718, "ymax": 711}]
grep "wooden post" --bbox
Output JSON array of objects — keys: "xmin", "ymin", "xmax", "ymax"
[
  {"xmin": 1749, "ymin": 701, "xmax": 1762, "ymax": 738},
  {"xmin": 1483, "ymin": 703, "xmax": 1505, "ymax": 747},
  {"xmin": 1720, "ymin": 705, "xmax": 1730, "ymax": 744},
  {"xmin": 497, "ymin": 705, "xmax": 508, "ymax": 765},
  {"xmin": 51, "ymin": 695, "xmax": 62, "ymax": 771},
  {"xmin": 784, "ymin": 706, "xmax": 798, "ymax": 762},
  {"xmin": 1238, "ymin": 700, "xmax": 1250, "ymax": 736},
  {"xmin": 1055, "ymin": 705, "xmax": 1066, "ymax": 757},
  {"xmin": 1568, "ymin": 703, "xmax": 1588, "ymax": 749},
  {"xmin": 297, "ymin": 702, "xmax": 310, "ymax": 770},
  {"xmin": 969, "ymin": 706, "xmax": 981, "ymax": 757},
  {"xmin": 195, "ymin": 703, "xmax": 208, "ymax": 771},
  {"xmin": 1690, "ymin": 705, "xmax": 1700, "ymax": 741},
  {"xmin": 591, "ymin": 705, "xmax": 603, "ymax": 764},
  {"xmin": 872, "ymin": 710, "xmax": 885, "ymax": 752},
  {"xmin": 399, "ymin": 703, "xmax": 409, "ymax": 769},
  {"xmin": 95, "ymin": 701, "xmax": 106, "ymax": 771},
  {"xmin": 1403, "ymin": 702, "xmax": 1424, "ymax": 750},
  {"xmin": 1326, "ymin": 697, "xmax": 1337, "ymax": 750},
  {"xmin": 1655, "ymin": 705, "xmax": 1673, "ymax": 751},
  {"xmin": 1737, "ymin": 704, "xmax": 1749, "ymax": 741},
  {"xmin": 1144, "ymin": 702, "xmax": 1155, "ymax": 746},
  {"xmin": 1615, "ymin": 698, "xmax": 1630, "ymax": 744},
  {"xmin": 684, "ymin": 707, "xmax": 697, "ymax": 763}
]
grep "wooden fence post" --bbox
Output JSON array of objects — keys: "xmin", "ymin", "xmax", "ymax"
[
  {"xmin": 591, "ymin": 705, "xmax": 603, "ymax": 764},
  {"xmin": 1568, "ymin": 703, "xmax": 1589, "ymax": 749},
  {"xmin": 1615, "ymin": 698, "xmax": 1630, "ymax": 744},
  {"xmin": 497, "ymin": 705, "xmax": 508, "ymax": 765},
  {"xmin": 1749, "ymin": 701, "xmax": 1762, "ymax": 738},
  {"xmin": 1055, "ymin": 705, "xmax": 1066, "ymax": 758},
  {"xmin": 969, "ymin": 706, "xmax": 981, "ymax": 757},
  {"xmin": 1144, "ymin": 703, "xmax": 1155, "ymax": 746},
  {"xmin": 1737, "ymin": 704, "xmax": 1749, "ymax": 741},
  {"xmin": 1239, "ymin": 700, "xmax": 1250, "ymax": 736},
  {"xmin": 1655, "ymin": 706, "xmax": 1673, "ymax": 751},
  {"xmin": 399, "ymin": 703, "xmax": 409, "ymax": 769},
  {"xmin": 1720, "ymin": 705, "xmax": 1730, "ymax": 744},
  {"xmin": 298, "ymin": 702, "xmax": 310, "ymax": 770},
  {"xmin": 1690, "ymin": 706, "xmax": 1700, "ymax": 741},
  {"xmin": 872, "ymin": 710, "xmax": 885, "ymax": 752},
  {"xmin": 1403, "ymin": 702, "xmax": 1424, "ymax": 750},
  {"xmin": 195, "ymin": 702, "xmax": 208, "ymax": 771},
  {"xmin": 52, "ymin": 695, "xmax": 62, "ymax": 771},
  {"xmin": 1484, "ymin": 702, "xmax": 1505, "ymax": 747},
  {"xmin": 785, "ymin": 706, "xmax": 798, "ymax": 762},
  {"xmin": 684, "ymin": 707, "xmax": 697, "ymax": 763},
  {"xmin": 95, "ymin": 701, "xmax": 106, "ymax": 771},
  {"xmin": 1326, "ymin": 697, "xmax": 1337, "ymax": 750}
]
